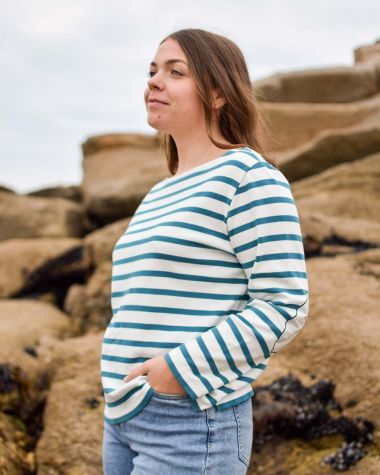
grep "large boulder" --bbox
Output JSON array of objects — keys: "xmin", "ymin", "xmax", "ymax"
[
  {"xmin": 0, "ymin": 191, "xmax": 88, "ymax": 241},
  {"xmin": 64, "ymin": 261, "xmax": 113, "ymax": 335},
  {"xmin": 0, "ymin": 238, "xmax": 90, "ymax": 299},
  {"xmin": 254, "ymin": 62, "xmax": 379, "ymax": 103},
  {"xmin": 27, "ymin": 185, "xmax": 83, "ymax": 204},
  {"xmin": 292, "ymin": 151, "xmax": 380, "ymax": 255},
  {"xmin": 0, "ymin": 411, "xmax": 34, "ymax": 474},
  {"xmin": 81, "ymin": 133, "xmax": 169, "ymax": 224},
  {"xmin": 262, "ymin": 93, "xmax": 380, "ymax": 153},
  {"xmin": 354, "ymin": 38, "xmax": 380, "ymax": 65},
  {"xmin": 63, "ymin": 218, "xmax": 131, "ymax": 335},
  {"xmin": 277, "ymin": 124, "xmax": 380, "ymax": 181},
  {"xmin": 250, "ymin": 248, "xmax": 380, "ymax": 474},
  {"xmin": 0, "ymin": 299, "xmax": 70, "ymax": 474},
  {"xmin": 35, "ymin": 333, "xmax": 104, "ymax": 475},
  {"xmin": 83, "ymin": 217, "xmax": 130, "ymax": 267}
]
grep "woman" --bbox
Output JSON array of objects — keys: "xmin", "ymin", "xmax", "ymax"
[{"xmin": 101, "ymin": 28, "xmax": 309, "ymax": 474}]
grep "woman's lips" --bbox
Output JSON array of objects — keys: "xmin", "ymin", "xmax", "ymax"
[{"xmin": 148, "ymin": 101, "xmax": 169, "ymax": 106}]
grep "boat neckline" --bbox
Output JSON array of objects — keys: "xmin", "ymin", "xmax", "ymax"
[{"xmin": 161, "ymin": 146, "xmax": 249, "ymax": 182}]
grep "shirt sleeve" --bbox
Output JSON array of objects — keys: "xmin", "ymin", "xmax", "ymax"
[{"xmin": 164, "ymin": 162, "xmax": 309, "ymax": 401}]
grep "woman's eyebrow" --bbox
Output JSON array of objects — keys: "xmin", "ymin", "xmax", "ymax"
[{"xmin": 150, "ymin": 59, "xmax": 188, "ymax": 67}]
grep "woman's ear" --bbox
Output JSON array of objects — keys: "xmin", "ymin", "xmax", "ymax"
[{"xmin": 211, "ymin": 87, "xmax": 226, "ymax": 109}]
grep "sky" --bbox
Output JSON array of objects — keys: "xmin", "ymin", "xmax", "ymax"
[{"xmin": 1, "ymin": 0, "xmax": 379, "ymax": 193}]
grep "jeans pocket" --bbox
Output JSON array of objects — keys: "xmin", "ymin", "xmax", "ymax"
[
  {"xmin": 152, "ymin": 390, "xmax": 190, "ymax": 400},
  {"xmin": 232, "ymin": 403, "xmax": 253, "ymax": 467}
]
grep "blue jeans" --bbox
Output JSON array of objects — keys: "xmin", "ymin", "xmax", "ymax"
[{"xmin": 102, "ymin": 390, "xmax": 254, "ymax": 474}]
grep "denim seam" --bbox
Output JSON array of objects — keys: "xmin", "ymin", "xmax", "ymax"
[
  {"xmin": 233, "ymin": 405, "xmax": 249, "ymax": 466},
  {"xmin": 203, "ymin": 408, "xmax": 215, "ymax": 474}
]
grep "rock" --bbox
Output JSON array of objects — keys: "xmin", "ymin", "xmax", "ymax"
[
  {"xmin": 0, "ymin": 411, "xmax": 34, "ymax": 474},
  {"xmin": 262, "ymin": 93, "xmax": 380, "ymax": 153},
  {"xmin": 354, "ymin": 38, "xmax": 380, "ymax": 65},
  {"xmin": 254, "ymin": 62, "xmax": 379, "ymax": 103},
  {"xmin": 27, "ymin": 185, "xmax": 83, "ymax": 204},
  {"xmin": 250, "ymin": 248, "xmax": 380, "ymax": 474},
  {"xmin": 66, "ymin": 217, "xmax": 131, "ymax": 335},
  {"xmin": 64, "ymin": 261, "xmax": 113, "ymax": 335},
  {"xmin": 0, "ymin": 238, "xmax": 91, "ymax": 299},
  {"xmin": 35, "ymin": 333, "xmax": 104, "ymax": 475},
  {"xmin": 81, "ymin": 132, "xmax": 170, "ymax": 224},
  {"xmin": 278, "ymin": 124, "xmax": 380, "ymax": 181},
  {"xmin": 0, "ymin": 184, "xmax": 15, "ymax": 194},
  {"xmin": 0, "ymin": 309, "xmax": 69, "ymax": 475},
  {"xmin": 292, "ymin": 152, "xmax": 380, "ymax": 253},
  {"xmin": 0, "ymin": 191, "xmax": 88, "ymax": 241},
  {"xmin": 83, "ymin": 217, "xmax": 130, "ymax": 267}
]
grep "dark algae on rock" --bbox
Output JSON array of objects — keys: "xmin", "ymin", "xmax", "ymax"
[{"xmin": 251, "ymin": 374, "xmax": 375, "ymax": 472}]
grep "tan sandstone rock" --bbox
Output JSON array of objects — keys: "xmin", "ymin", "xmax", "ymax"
[
  {"xmin": 0, "ymin": 191, "xmax": 88, "ymax": 241},
  {"xmin": 81, "ymin": 133, "xmax": 170, "ymax": 224},
  {"xmin": 292, "ymin": 151, "xmax": 380, "ymax": 253},
  {"xmin": 249, "ymin": 249, "xmax": 380, "ymax": 474},
  {"xmin": 0, "ymin": 238, "xmax": 90, "ymax": 298},
  {"xmin": 35, "ymin": 333, "xmax": 104, "ymax": 475}
]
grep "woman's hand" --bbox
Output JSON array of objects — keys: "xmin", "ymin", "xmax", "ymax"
[{"xmin": 123, "ymin": 354, "xmax": 187, "ymax": 395}]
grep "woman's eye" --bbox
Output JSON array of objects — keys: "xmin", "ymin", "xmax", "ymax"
[{"xmin": 146, "ymin": 69, "xmax": 183, "ymax": 78}]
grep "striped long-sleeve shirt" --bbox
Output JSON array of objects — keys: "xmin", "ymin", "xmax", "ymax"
[{"xmin": 100, "ymin": 146, "xmax": 309, "ymax": 425}]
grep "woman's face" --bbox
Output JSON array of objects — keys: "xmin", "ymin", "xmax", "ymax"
[{"xmin": 144, "ymin": 38, "xmax": 205, "ymax": 135}]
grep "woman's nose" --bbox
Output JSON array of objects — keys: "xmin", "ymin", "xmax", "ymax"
[{"xmin": 147, "ymin": 73, "xmax": 163, "ymax": 90}]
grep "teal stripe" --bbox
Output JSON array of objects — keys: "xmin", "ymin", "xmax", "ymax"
[
  {"xmin": 267, "ymin": 301, "xmax": 293, "ymax": 320},
  {"xmin": 227, "ymin": 319, "xmax": 257, "ymax": 368},
  {"xmin": 212, "ymin": 327, "xmax": 243, "ymax": 378},
  {"xmin": 255, "ymin": 252, "xmax": 305, "ymax": 262},
  {"xmin": 270, "ymin": 300, "xmax": 305, "ymax": 309},
  {"xmin": 101, "ymin": 354, "xmax": 148, "ymax": 364},
  {"xmin": 113, "ymin": 252, "xmax": 241, "ymax": 268},
  {"xmin": 115, "ymin": 235, "xmax": 233, "ymax": 253},
  {"xmin": 114, "ymin": 305, "xmax": 230, "ymax": 317},
  {"xmin": 112, "ymin": 287, "xmax": 248, "ymax": 301},
  {"xmin": 109, "ymin": 322, "xmax": 213, "ymax": 332},
  {"xmin": 240, "ymin": 252, "xmax": 305, "ymax": 269},
  {"xmin": 238, "ymin": 178, "xmax": 291, "ymax": 192},
  {"xmin": 179, "ymin": 345, "xmax": 215, "ymax": 393},
  {"xmin": 103, "ymin": 338, "xmax": 179, "ymax": 349},
  {"xmin": 229, "ymin": 196, "xmax": 296, "ymax": 218},
  {"xmin": 250, "ymin": 287, "xmax": 308, "ymax": 296},
  {"xmin": 251, "ymin": 161, "xmax": 277, "ymax": 170},
  {"xmin": 147, "ymin": 175, "xmax": 239, "ymax": 204},
  {"xmin": 104, "ymin": 389, "xmax": 154, "ymax": 424},
  {"xmin": 164, "ymin": 353, "xmax": 199, "ymax": 401},
  {"xmin": 101, "ymin": 371, "xmax": 125, "ymax": 380},
  {"xmin": 250, "ymin": 271, "xmax": 307, "ymax": 279},
  {"xmin": 130, "ymin": 205, "xmax": 226, "ymax": 228},
  {"xmin": 112, "ymin": 269, "xmax": 246, "ymax": 285},
  {"xmin": 195, "ymin": 335, "xmax": 230, "ymax": 386},
  {"xmin": 219, "ymin": 386, "xmax": 235, "ymax": 394},
  {"xmin": 103, "ymin": 387, "xmax": 115, "ymax": 393},
  {"xmin": 235, "ymin": 233, "xmax": 303, "ymax": 254},
  {"xmin": 206, "ymin": 393, "xmax": 218, "ymax": 405},
  {"xmin": 106, "ymin": 384, "xmax": 145, "ymax": 408},
  {"xmin": 228, "ymin": 214, "xmax": 300, "ymax": 235},
  {"xmin": 121, "ymin": 221, "xmax": 230, "ymax": 241},
  {"xmin": 248, "ymin": 306, "xmax": 282, "ymax": 338},
  {"xmin": 215, "ymin": 390, "xmax": 254, "ymax": 411},
  {"xmin": 134, "ymin": 191, "xmax": 231, "ymax": 218},
  {"xmin": 236, "ymin": 314, "xmax": 271, "ymax": 358},
  {"xmin": 151, "ymin": 155, "xmax": 250, "ymax": 192}
]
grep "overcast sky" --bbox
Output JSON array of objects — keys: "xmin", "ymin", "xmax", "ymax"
[{"xmin": 1, "ymin": 0, "xmax": 379, "ymax": 193}]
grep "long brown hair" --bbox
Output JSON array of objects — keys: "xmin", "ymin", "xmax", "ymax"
[{"xmin": 154, "ymin": 28, "xmax": 276, "ymax": 174}]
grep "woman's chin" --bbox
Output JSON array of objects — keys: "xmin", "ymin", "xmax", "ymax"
[{"xmin": 147, "ymin": 118, "xmax": 169, "ymax": 133}]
